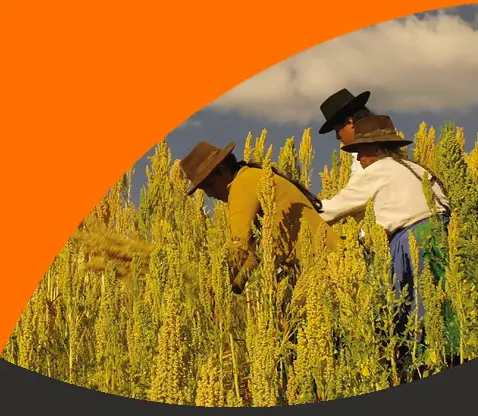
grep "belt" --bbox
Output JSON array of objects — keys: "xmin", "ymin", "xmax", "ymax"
[
  {"xmin": 388, "ymin": 227, "xmax": 405, "ymax": 242},
  {"xmin": 388, "ymin": 212, "xmax": 451, "ymax": 243}
]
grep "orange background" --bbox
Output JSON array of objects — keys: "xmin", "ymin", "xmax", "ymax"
[{"xmin": 0, "ymin": 0, "xmax": 468, "ymax": 352}]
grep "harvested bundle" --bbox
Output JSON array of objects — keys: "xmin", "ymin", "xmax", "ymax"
[{"xmin": 70, "ymin": 229, "xmax": 157, "ymax": 278}]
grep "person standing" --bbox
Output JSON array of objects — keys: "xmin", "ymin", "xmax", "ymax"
[
  {"xmin": 318, "ymin": 88, "xmax": 376, "ymax": 235},
  {"xmin": 318, "ymin": 115, "xmax": 453, "ymax": 341},
  {"xmin": 318, "ymin": 88, "xmax": 375, "ymax": 177}
]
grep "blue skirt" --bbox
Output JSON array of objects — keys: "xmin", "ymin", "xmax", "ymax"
[{"xmin": 388, "ymin": 212, "xmax": 451, "ymax": 335}]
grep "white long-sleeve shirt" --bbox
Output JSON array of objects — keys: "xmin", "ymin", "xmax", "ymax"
[
  {"xmin": 350, "ymin": 152, "xmax": 363, "ymax": 176},
  {"xmin": 320, "ymin": 157, "xmax": 451, "ymax": 236}
]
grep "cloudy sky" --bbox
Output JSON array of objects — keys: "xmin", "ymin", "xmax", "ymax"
[{"xmin": 129, "ymin": 4, "xmax": 478, "ymax": 206}]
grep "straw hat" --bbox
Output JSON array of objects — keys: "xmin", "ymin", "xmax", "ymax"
[
  {"xmin": 180, "ymin": 141, "xmax": 236, "ymax": 195},
  {"xmin": 341, "ymin": 115, "xmax": 413, "ymax": 153},
  {"xmin": 318, "ymin": 88, "xmax": 371, "ymax": 134}
]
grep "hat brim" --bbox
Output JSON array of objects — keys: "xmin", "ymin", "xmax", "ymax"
[
  {"xmin": 318, "ymin": 91, "xmax": 371, "ymax": 135},
  {"xmin": 341, "ymin": 135, "xmax": 413, "ymax": 153},
  {"xmin": 186, "ymin": 142, "xmax": 236, "ymax": 195}
]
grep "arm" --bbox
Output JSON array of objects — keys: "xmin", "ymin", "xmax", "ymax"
[
  {"xmin": 227, "ymin": 170, "xmax": 262, "ymax": 293},
  {"xmin": 319, "ymin": 171, "xmax": 372, "ymax": 224},
  {"xmin": 229, "ymin": 250, "xmax": 258, "ymax": 294}
]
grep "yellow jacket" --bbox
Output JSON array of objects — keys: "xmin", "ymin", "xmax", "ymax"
[{"xmin": 227, "ymin": 165, "xmax": 340, "ymax": 288}]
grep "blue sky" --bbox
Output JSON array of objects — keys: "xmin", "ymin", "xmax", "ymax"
[{"xmin": 129, "ymin": 4, "xmax": 478, "ymax": 207}]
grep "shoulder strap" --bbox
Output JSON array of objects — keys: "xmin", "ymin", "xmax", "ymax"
[{"xmin": 393, "ymin": 158, "xmax": 451, "ymax": 212}]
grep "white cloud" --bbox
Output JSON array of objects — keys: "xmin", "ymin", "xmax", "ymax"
[
  {"xmin": 207, "ymin": 10, "xmax": 478, "ymax": 125},
  {"xmin": 176, "ymin": 117, "xmax": 203, "ymax": 129}
]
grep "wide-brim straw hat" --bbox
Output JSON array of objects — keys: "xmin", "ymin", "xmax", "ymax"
[
  {"xmin": 180, "ymin": 141, "xmax": 236, "ymax": 195},
  {"xmin": 318, "ymin": 88, "xmax": 371, "ymax": 134},
  {"xmin": 341, "ymin": 115, "xmax": 413, "ymax": 153}
]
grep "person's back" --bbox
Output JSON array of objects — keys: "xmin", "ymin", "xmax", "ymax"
[
  {"xmin": 228, "ymin": 165, "xmax": 339, "ymax": 267},
  {"xmin": 359, "ymin": 157, "xmax": 451, "ymax": 234}
]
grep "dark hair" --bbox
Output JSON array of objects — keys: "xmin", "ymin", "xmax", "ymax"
[
  {"xmin": 351, "ymin": 107, "xmax": 375, "ymax": 123},
  {"xmin": 219, "ymin": 153, "xmax": 324, "ymax": 214}
]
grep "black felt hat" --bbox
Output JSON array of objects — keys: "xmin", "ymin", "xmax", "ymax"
[{"xmin": 318, "ymin": 88, "xmax": 371, "ymax": 134}]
